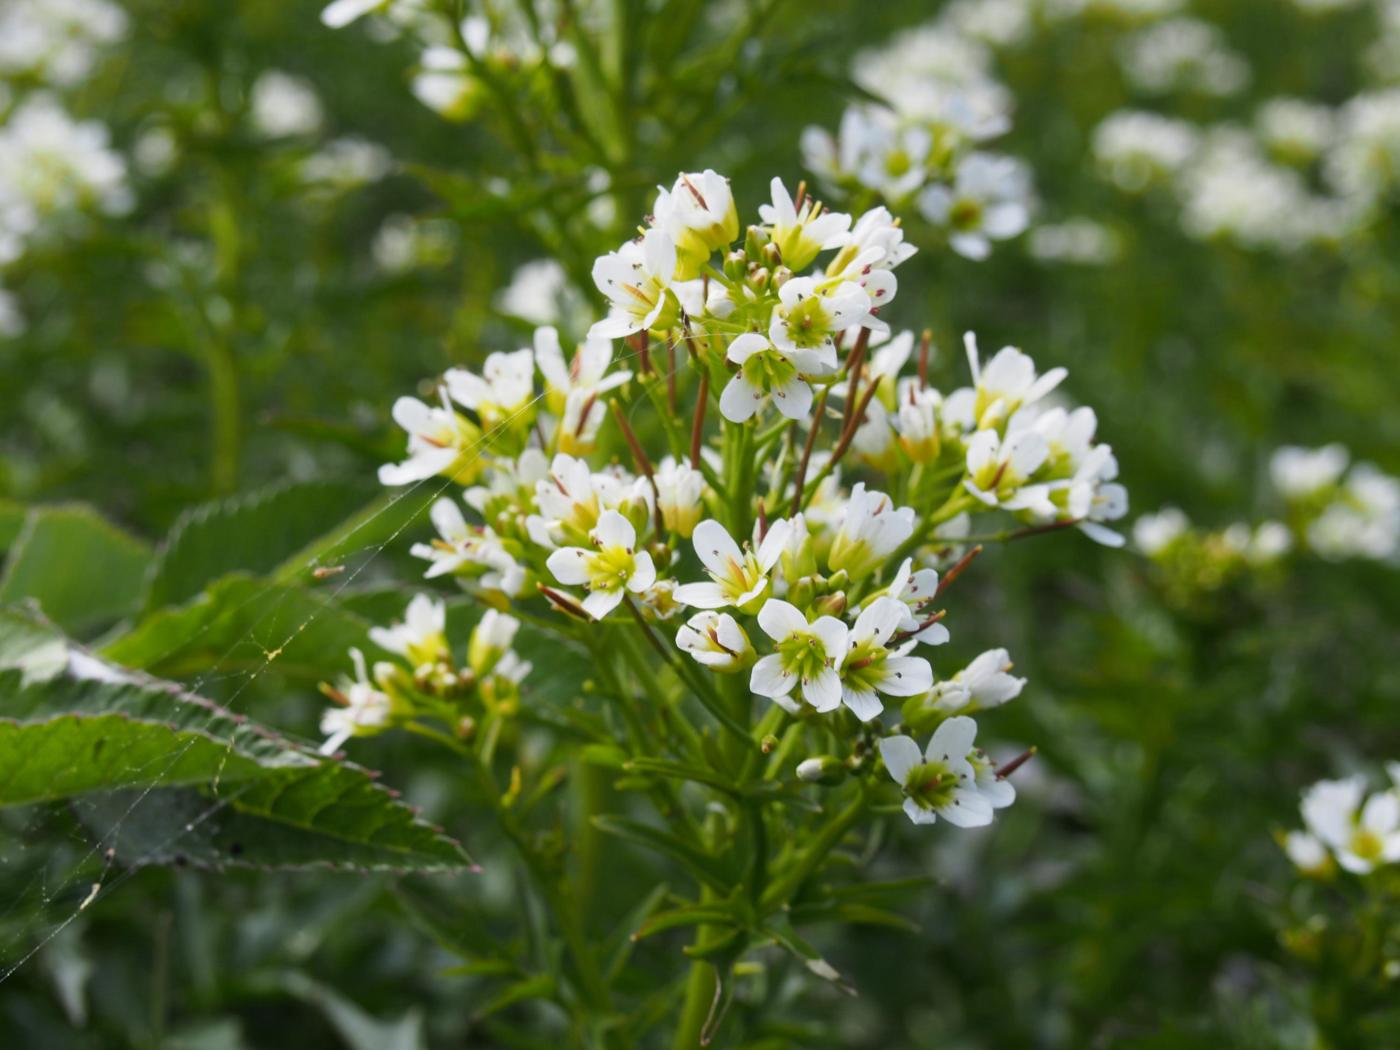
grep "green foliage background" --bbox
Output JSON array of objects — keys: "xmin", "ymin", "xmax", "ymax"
[{"xmin": 2, "ymin": 0, "xmax": 1399, "ymax": 1046}]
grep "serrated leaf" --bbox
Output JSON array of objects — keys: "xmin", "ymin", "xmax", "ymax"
[
  {"xmin": 0, "ymin": 504, "xmax": 151, "ymax": 636},
  {"xmin": 102, "ymin": 574, "xmax": 388, "ymax": 683},
  {"xmin": 143, "ymin": 480, "xmax": 377, "ymax": 612},
  {"xmin": 0, "ymin": 609, "xmax": 470, "ymax": 872}
]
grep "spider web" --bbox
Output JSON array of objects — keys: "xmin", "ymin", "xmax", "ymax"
[{"xmin": 0, "ymin": 341, "xmax": 663, "ymax": 984}]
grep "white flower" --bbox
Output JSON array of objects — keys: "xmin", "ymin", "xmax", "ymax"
[
  {"xmin": 321, "ymin": 0, "xmax": 400, "ymax": 29},
  {"xmin": 674, "ymin": 518, "xmax": 792, "ymax": 612},
  {"xmin": 1092, "ymin": 110, "xmax": 1199, "ymax": 193},
  {"xmin": 894, "ymin": 386, "xmax": 945, "ymax": 464},
  {"xmin": 719, "ymin": 332, "xmax": 828, "ymax": 423},
  {"xmin": 250, "ymin": 70, "xmax": 323, "ymax": 138},
  {"xmin": 319, "ymin": 648, "xmax": 395, "ymax": 755},
  {"xmin": 927, "ymin": 648, "xmax": 1026, "ymax": 714},
  {"xmin": 527, "ymin": 453, "xmax": 648, "ymax": 550},
  {"xmin": 968, "ymin": 747, "xmax": 1017, "ymax": 810},
  {"xmin": 496, "ymin": 259, "xmax": 589, "ymax": 329},
  {"xmin": 758, "ymin": 177, "xmax": 851, "ymax": 271},
  {"xmin": 0, "ymin": 93, "xmax": 130, "ymax": 264},
  {"xmin": 1282, "ymin": 830, "xmax": 1330, "ymax": 875},
  {"xmin": 545, "ymin": 509, "xmax": 657, "ymax": 620},
  {"xmin": 653, "ymin": 169, "xmax": 739, "ymax": 274},
  {"xmin": 377, "ymin": 393, "xmax": 483, "ymax": 486},
  {"xmin": 769, "ymin": 277, "xmax": 879, "ymax": 362},
  {"xmin": 1308, "ymin": 464, "xmax": 1400, "ymax": 561},
  {"xmin": 445, "ymin": 348, "xmax": 537, "ymax": 430},
  {"xmin": 411, "ymin": 46, "xmax": 475, "ymax": 120},
  {"xmin": 369, "ymin": 594, "xmax": 449, "ymax": 670},
  {"xmin": 533, "ymin": 326, "xmax": 630, "ymax": 413},
  {"xmin": 676, "ymin": 611, "xmax": 753, "ymax": 672},
  {"xmin": 750, "ymin": 599, "xmax": 849, "ymax": 713},
  {"xmin": 963, "ymin": 428, "xmax": 1051, "ymax": 510},
  {"xmin": 0, "ymin": 0, "xmax": 128, "ymax": 88},
  {"xmin": 410, "ymin": 498, "xmax": 527, "ymax": 596},
  {"xmin": 879, "ymin": 717, "xmax": 994, "ymax": 828},
  {"xmin": 885, "ymin": 558, "xmax": 951, "ymax": 646},
  {"xmin": 1133, "ymin": 506, "xmax": 1190, "ymax": 556},
  {"xmin": 837, "ymin": 596, "xmax": 934, "ymax": 721},
  {"xmin": 823, "ymin": 205, "xmax": 917, "ymax": 308},
  {"xmin": 827, "ymin": 483, "xmax": 916, "ymax": 579},
  {"xmin": 1270, "ymin": 444, "xmax": 1349, "ymax": 501},
  {"xmin": 301, "ymin": 137, "xmax": 393, "ymax": 187},
  {"xmin": 917, "ymin": 153, "xmax": 1031, "ymax": 260},
  {"xmin": 654, "ymin": 457, "xmax": 706, "ymax": 538},
  {"xmin": 1118, "ymin": 17, "xmax": 1249, "ymax": 98},
  {"xmin": 1301, "ymin": 776, "xmax": 1400, "ymax": 874},
  {"xmin": 961, "ymin": 333, "xmax": 1068, "ymax": 429},
  {"xmin": 464, "ymin": 448, "xmax": 549, "ymax": 518},
  {"xmin": 467, "ymin": 609, "xmax": 522, "ymax": 676},
  {"xmin": 589, "ymin": 227, "xmax": 678, "ymax": 339}
]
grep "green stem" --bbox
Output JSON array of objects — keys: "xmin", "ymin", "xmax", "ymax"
[{"xmin": 205, "ymin": 337, "xmax": 240, "ymax": 495}]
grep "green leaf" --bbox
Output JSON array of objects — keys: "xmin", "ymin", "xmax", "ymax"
[
  {"xmin": 591, "ymin": 815, "xmax": 733, "ymax": 893},
  {"xmin": 143, "ymin": 480, "xmax": 377, "ymax": 612},
  {"xmin": 0, "ymin": 609, "xmax": 470, "ymax": 872},
  {"xmin": 261, "ymin": 971, "xmax": 426, "ymax": 1050},
  {"xmin": 0, "ymin": 504, "xmax": 151, "ymax": 636},
  {"xmin": 622, "ymin": 757, "xmax": 743, "ymax": 796},
  {"xmin": 787, "ymin": 901, "xmax": 921, "ymax": 933},
  {"xmin": 103, "ymin": 574, "xmax": 388, "ymax": 683},
  {"xmin": 472, "ymin": 974, "xmax": 557, "ymax": 1022},
  {"xmin": 632, "ymin": 905, "xmax": 741, "ymax": 941}
]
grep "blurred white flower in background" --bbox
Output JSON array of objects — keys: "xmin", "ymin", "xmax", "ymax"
[
  {"xmin": 1028, "ymin": 217, "xmax": 1120, "ymax": 265},
  {"xmin": 1118, "ymin": 18, "xmax": 1250, "ymax": 97},
  {"xmin": 1093, "ymin": 110, "xmax": 1199, "ymax": 192},
  {"xmin": 1256, "ymin": 98, "xmax": 1335, "ymax": 165},
  {"xmin": 250, "ymin": 70, "xmax": 324, "ymax": 138},
  {"xmin": 0, "ymin": 93, "xmax": 130, "ymax": 264},
  {"xmin": 0, "ymin": 0, "xmax": 128, "ymax": 88}
]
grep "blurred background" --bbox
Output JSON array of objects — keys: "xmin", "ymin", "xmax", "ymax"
[{"xmin": 2, "ymin": 0, "xmax": 1399, "ymax": 1046}]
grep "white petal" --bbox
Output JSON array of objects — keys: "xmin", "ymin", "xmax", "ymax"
[
  {"xmin": 841, "ymin": 686, "xmax": 883, "ymax": 722},
  {"xmin": 546, "ymin": 547, "xmax": 592, "ymax": 585},
  {"xmin": 757, "ymin": 599, "xmax": 807, "ymax": 641},
  {"xmin": 720, "ymin": 375, "xmax": 762, "ymax": 422},
  {"xmin": 879, "ymin": 656, "xmax": 933, "ymax": 697},
  {"xmin": 772, "ymin": 377, "xmax": 814, "ymax": 420},
  {"xmin": 939, "ymin": 788, "xmax": 994, "ymax": 828},
  {"xmin": 582, "ymin": 588, "xmax": 625, "ymax": 620},
  {"xmin": 726, "ymin": 332, "xmax": 769, "ymax": 365},
  {"xmin": 879, "ymin": 735, "xmax": 923, "ymax": 783},
  {"xmin": 750, "ymin": 653, "xmax": 794, "ymax": 698},
  {"xmin": 692, "ymin": 519, "xmax": 743, "ymax": 576},
  {"xmin": 904, "ymin": 798, "xmax": 938, "ymax": 825},
  {"xmin": 927, "ymin": 716, "xmax": 979, "ymax": 762},
  {"xmin": 673, "ymin": 581, "xmax": 729, "ymax": 609},
  {"xmin": 627, "ymin": 550, "xmax": 657, "ymax": 592},
  {"xmin": 593, "ymin": 508, "xmax": 636, "ymax": 549},
  {"xmin": 806, "ymin": 667, "xmax": 844, "ymax": 712}
]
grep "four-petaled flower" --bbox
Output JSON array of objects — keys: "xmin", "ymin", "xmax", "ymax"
[
  {"xmin": 879, "ymin": 716, "xmax": 995, "ymax": 827},
  {"xmin": 589, "ymin": 227, "xmax": 678, "ymax": 339},
  {"xmin": 545, "ymin": 509, "xmax": 657, "ymax": 620},
  {"xmin": 750, "ymin": 599, "xmax": 849, "ymax": 713},
  {"xmin": 675, "ymin": 518, "xmax": 792, "ymax": 612},
  {"xmin": 676, "ymin": 611, "xmax": 753, "ymax": 672},
  {"xmin": 837, "ymin": 596, "xmax": 934, "ymax": 721},
  {"xmin": 719, "ymin": 332, "xmax": 830, "ymax": 423}
]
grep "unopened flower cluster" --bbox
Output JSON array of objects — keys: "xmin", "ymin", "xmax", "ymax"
[
  {"xmin": 1135, "ymin": 444, "xmax": 1400, "ymax": 603},
  {"xmin": 324, "ymin": 170, "xmax": 1129, "ymax": 830},
  {"xmin": 1283, "ymin": 765, "xmax": 1400, "ymax": 878}
]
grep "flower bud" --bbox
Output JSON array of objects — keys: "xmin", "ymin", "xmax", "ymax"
[
  {"xmin": 468, "ymin": 609, "xmax": 521, "ymax": 677},
  {"xmin": 813, "ymin": 591, "xmax": 847, "ymax": 617},
  {"xmin": 796, "ymin": 755, "xmax": 848, "ymax": 785}
]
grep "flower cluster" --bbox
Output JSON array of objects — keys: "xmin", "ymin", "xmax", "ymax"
[
  {"xmin": 0, "ymin": 92, "xmax": 131, "ymax": 267},
  {"xmin": 319, "ymin": 593, "xmax": 532, "ymax": 753},
  {"xmin": 320, "ymin": 0, "xmax": 573, "ymax": 123},
  {"xmin": 1134, "ymin": 443, "xmax": 1399, "ymax": 605},
  {"xmin": 1283, "ymin": 766, "xmax": 1400, "ymax": 877},
  {"xmin": 0, "ymin": 0, "xmax": 127, "ymax": 89},
  {"xmin": 800, "ymin": 21, "xmax": 1032, "ymax": 260},
  {"xmin": 334, "ymin": 170, "xmax": 1128, "ymax": 831}
]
